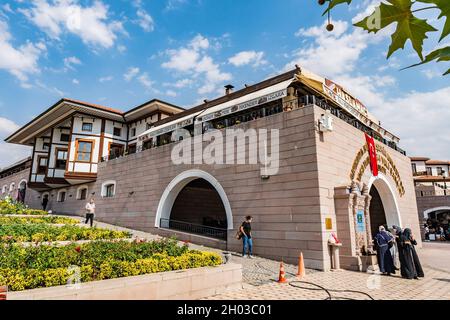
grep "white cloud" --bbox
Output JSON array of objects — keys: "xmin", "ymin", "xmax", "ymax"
[
  {"xmin": 64, "ymin": 56, "xmax": 81, "ymax": 70},
  {"xmin": 20, "ymin": 0, "xmax": 126, "ymax": 49},
  {"xmin": 162, "ymin": 34, "xmax": 231, "ymax": 95},
  {"xmin": 117, "ymin": 44, "xmax": 126, "ymax": 53},
  {"xmin": 286, "ymin": 20, "xmax": 385, "ymax": 77},
  {"xmin": 229, "ymin": 51, "xmax": 267, "ymax": 67},
  {"xmin": 2, "ymin": 4, "xmax": 13, "ymax": 14},
  {"xmin": 99, "ymin": 76, "xmax": 113, "ymax": 83},
  {"xmin": 0, "ymin": 117, "xmax": 32, "ymax": 169},
  {"xmin": 0, "ymin": 19, "xmax": 46, "ymax": 87},
  {"xmin": 124, "ymin": 67, "xmax": 140, "ymax": 81},
  {"xmin": 136, "ymin": 9, "xmax": 154, "ymax": 32},
  {"xmin": 138, "ymin": 72, "xmax": 154, "ymax": 90},
  {"xmin": 165, "ymin": 0, "xmax": 187, "ymax": 11},
  {"xmin": 72, "ymin": 78, "xmax": 79, "ymax": 84},
  {"xmin": 165, "ymin": 89, "xmax": 177, "ymax": 97},
  {"xmin": 173, "ymin": 78, "xmax": 193, "ymax": 88}
]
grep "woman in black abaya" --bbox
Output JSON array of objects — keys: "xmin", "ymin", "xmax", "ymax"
[{"xmin": 398, "ymin": 228, "xmax": 425, "ymax": 279}]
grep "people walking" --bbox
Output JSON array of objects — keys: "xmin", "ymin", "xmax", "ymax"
[
  {"xmin": 240, "ymin": 216, "xmax": 253, "ymax": 258},
  {"xmin": 85, "ymin": 198, "xmax": 96, "ymax": 228},
  {"xmin": 42, "ymin": 194, "xmax": 49, "ymax": 211},
  {"xmin": 397, "ymin": 227, "xmax": 425, "ymax": 279},
  {"xmin": 374, "ymin": 226, "xmax": 396, "ymax": 275}
]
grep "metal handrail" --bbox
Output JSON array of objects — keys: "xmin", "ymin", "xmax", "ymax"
[{"xmin": 160, "ymin": 218, "xmax": 227, "ymax": 240}]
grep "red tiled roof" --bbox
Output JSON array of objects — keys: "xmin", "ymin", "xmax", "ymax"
[
  {"xmin": 410, "ymin": 157, "xmax": 430, "ymax": 161},
  {"xmin": 425, "ymin": 160, "xmax": 450, "ymax": 165},
  {"xmin": 63, "ymin": 98, "xmax": 124, "ymax": 115}
]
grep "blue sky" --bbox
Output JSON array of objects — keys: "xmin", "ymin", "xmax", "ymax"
[{"xmin": 0, "ymin": 0, "xmax": 449, "ymax": 167}]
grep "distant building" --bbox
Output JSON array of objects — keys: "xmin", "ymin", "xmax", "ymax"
[
  {"xmin": 1, "ymin": 68, "xmax": 421, "ymax": 271},
  {"xmin": 410, "ymin": 157, "xmax": 450, "ymax": 233}
]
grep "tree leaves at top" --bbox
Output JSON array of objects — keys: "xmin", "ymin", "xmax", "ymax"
[
  {"xmin": 354, "ymin": 0, "xmax": 437, "ymax": 60},
  {"xmin": 322, "ymin": 0, "xmax": 352, "ymax": 16},
  {"xmin": 403, "ymin": 46, "xmax": 450, "ymax": 75},
  {"xmin": 419, "ymin": 0, "xmax": 450, "ymax": 41}
]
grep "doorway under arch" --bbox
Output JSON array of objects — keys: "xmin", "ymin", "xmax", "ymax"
[
  {"xmin": 155, "ymin": 170, "xmax": 233, "ymax": 240},
  {"xmin": 368, "ymin": 173, "xmax": 402, "ymax": 237}
]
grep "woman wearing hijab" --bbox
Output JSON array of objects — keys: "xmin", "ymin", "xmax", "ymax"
[
  {"xmin": 374, "ymin": 226, "xmax": 396, "ymax": 275},
  {"xmin": 398, "ymin": 228, "xmax": 425, "ymax": 279}
]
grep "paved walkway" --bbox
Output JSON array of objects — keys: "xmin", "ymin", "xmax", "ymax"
[{"xmin": 59, "ymin": 216, "xmax": 450, "ymax": 300}]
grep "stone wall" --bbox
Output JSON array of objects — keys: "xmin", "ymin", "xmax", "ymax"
[{"xmin": 0, "ymin": 169, "xmax": 41, "ymax": 209}]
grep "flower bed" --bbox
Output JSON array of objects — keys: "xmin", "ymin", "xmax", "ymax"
[
  {"xmin": 0, "ymin": 224, "xmax": 131, "ymax": 243},
  {"xmin": 0, "ymin": 239, "xmax": 222, "ymax": 291},
  {"xmin": 0, "ymin": 216, "xmax": 79, "ymax": 225},
  {"xmin": 0, "ymin": 199, "xmax": 47, "ymax": 215}
]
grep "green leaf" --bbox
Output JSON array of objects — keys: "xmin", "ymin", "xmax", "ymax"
[
  {"xmin": 418, "ymin": 0, "xmax": 450, "ymax": 41},
  {"xmin": 403, "ymin": 46, "xmax": 450, "ymax": 75},
  {"xmin": 354, "ymin": 0, "xmax": 437, "ymax": 60},
  {"xmin": 322, "ymin": 0, "xmax": 352, "ymax": 16}
]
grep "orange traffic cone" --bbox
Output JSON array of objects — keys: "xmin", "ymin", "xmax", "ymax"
[
  {"xmin": 297, "ymin": 252, "xmax": 306, "ymax": 279},
  {"xmin": 278, "ymin": 261, "xmax": 288, "ymax": 283},
  {"xmin": 0, "ymin": 286, "xmax": 7, "ymax": 301}
]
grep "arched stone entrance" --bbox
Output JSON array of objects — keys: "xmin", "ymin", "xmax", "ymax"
[
  {"xmin": 368, "ymin": 173, "xmax": 402, "ymax": 233},
  {"xmin": 155, "ymin": 170, "xmax": 233, "ymax": 240}
]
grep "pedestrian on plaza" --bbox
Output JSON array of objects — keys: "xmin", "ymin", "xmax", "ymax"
[
  {"xmin": 85, "ymin": 198, "xmax": 96, "ymax": 228},
  {"xmin": 41, "ymin": 194, "xmax": 49, "ymax": 211},
  {"xmin": 398, "ymin": 228, "xmax": 425, "ymax": 280},
  {"xmin": 424, "ymin": 224, "xmax": 430, "ymax": 241},
  {"xmin": 439, "ymin": 226, "xmax": 445, "ymax": 241},
  {"xmin": 374, "ymin": 226, "xmax": 396, "ymax": 275},
  {"xmin": 240, "ymin": 216, "xmax": 254, "ymax": 259},
  {"xmin": 385, "ymin": 225, "xmax": 400, "ymax": 270}
]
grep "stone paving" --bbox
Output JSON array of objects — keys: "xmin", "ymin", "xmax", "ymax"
[{"xmin": 62, "ymin": 215, "xmax": 450, "ymax": 300}]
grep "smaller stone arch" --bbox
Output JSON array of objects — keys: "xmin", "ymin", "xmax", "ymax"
[
  {"xmin": 423, "ymin": 207, "xmax": 450, "ymax": 220},
  {"xmin": 155, "ymin": 169, "xmax": 233, "ymax": 230}
]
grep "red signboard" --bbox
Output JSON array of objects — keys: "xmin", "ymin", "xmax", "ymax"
[{"xmin": 365, "ymin": 134, "xmax": 378, "ymax": 177}]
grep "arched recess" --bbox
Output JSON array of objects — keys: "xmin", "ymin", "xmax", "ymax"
[
  {"xmin": 155, "ymin": 169, "xmax": 233, "ymax": 230},
  {"xmin": 368, "ymin": 173, "xmax": 402, "ymax": 229},
  {"xmin": 423, "ymin": 207, "xmax": 450, "ymax": 220}
]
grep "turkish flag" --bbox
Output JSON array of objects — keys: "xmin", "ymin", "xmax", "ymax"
[{"xmin": 365, "ymin": 134, "xmax": 378, "ymax": 177}]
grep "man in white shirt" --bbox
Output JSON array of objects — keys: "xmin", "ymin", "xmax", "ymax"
[{"xmin": 85, "ymin": 198, "xmax": 95, "ymax": 227}]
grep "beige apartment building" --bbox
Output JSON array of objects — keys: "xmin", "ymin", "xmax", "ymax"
[{"xmin": 2, "ymin": 67, "xmax": 421, "ymax": 271}]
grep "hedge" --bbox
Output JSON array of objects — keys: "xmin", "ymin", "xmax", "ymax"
[
  {"xmin": 0, "ymin": 216, "xmax": 79, "ymax": 225},
  {"xmin": 0, "ymin": 199, "xmax": 48, "ymax": 216},
  {"xmin": 0, "ymin": 224, "xmax": 131, "ymax": 243},
  {"xmin": 0, "ymin": 251, "xmax": 222, "ymax": 291}
]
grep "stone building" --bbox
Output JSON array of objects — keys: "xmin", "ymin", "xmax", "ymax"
[{"xmin": 3, "ymin": 68, "xmax": 420, "ymax": 271}]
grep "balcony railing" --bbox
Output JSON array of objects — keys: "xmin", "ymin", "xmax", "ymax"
[
  {"xmin": 413, "ymin": 171, "xmax": 429, "ymax": 177},
  {"xmin": 416, "ymin": 190, "xmax": 449, "ymax": 197},
  {"xmin": 160, "ymin": 218, "xmax": 227, "ymax": 241}
]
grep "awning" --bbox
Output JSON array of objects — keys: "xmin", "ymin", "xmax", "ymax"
[
  {"xmin": 195, "ymin": 78, "xmax": 295, "ymax": 124},
  {"xmin": 138, "ymin": 111, "xmax": 202, "ymax": 141}
]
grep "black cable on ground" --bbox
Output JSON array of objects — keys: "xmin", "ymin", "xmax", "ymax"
[{"xmin": 252, "ymin": 261, "xmax": 375, "ymax": 301}]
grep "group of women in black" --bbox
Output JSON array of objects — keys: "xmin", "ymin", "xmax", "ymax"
[{"xmin": 374, "ymin": 225, "xmax": 424, "ymax": 279}]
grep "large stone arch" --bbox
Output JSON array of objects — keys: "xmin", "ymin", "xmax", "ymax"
[
  {"xmin": 154, "ymin": 169, "xmax": 233, "ymax": 229},
  {"xmin": 368, "ymin": 173, "xmax": 403, "ymax": 228}
]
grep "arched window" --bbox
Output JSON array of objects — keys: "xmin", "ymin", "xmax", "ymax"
[
  {"xmin": 57, "ymin": 189, "xmax": 67, "ymax": 202},
  {"xmin": 2, "ymin": 185, "xmax": 7, "ymax": 194},
  {"xmin": 9, "ymin": 183, "xmax": 15, "ymax": 192},
  {"xmin": 101, "ymin": 180, "xmax": 116, "ymax": 198},
  {"xmin": 77, "ymin": 185, "xmax": 89, "ymax": 200}
]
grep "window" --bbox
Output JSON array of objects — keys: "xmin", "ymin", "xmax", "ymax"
[
  {"xmin": 82, "ymin": 122, "xmax": 93, "ymax": 132},
  {"xmin": 411, "ymin": 163, "xmax": 417, "ymax": 174},
  {"xmin": 9, "ymin": 183, "xmax": 15, "ymax": 192},
  {"xmin": 76, "ymin": 140, "xmax": 93, "ymax": 162},
  {"xmin": 101, "ymin": 181, "xmax": 116, "ymax": 198},
  {"xmin": 60, "ymin": 134, "xmax": 70, "ymax": 142},
  {"xmin": 57, "ymin": 190, "xmax": 66, "ymax": 202},
  {"xmin": 37, "ymin": 157, "xmax": 48, "ymax": 174},
  {"xmin": 131, "ymin": 128, "xmax": 136, "ymax": 137},
  {"xmin": 143, "ymin": 139, "xmax": 153, "ymax": 151},
  {"xmin": 146, "ymin": 123, "xmax": 153, "ymax": 130},
  {"xmin": 77, "ymin": 187, "xmax": 88, "ymax": 200},
  {"xmin": 43, "ymin": 142, "xmax": 51, "ymax": 151},
  {"xmin": 2, "ymin": 186, "xmax": 7, "ymax": 194},
  {"xmin": 426, "ymin": 167, "xmax": 432, "ymax": 176},
  {"xmin": 55, "ymin": 149, "xmax": 68, "ymax": 170},
  {"xmin": 437, "ymin": 167, "xmax": 443, "ymax": 176},
  {"xmin": 128, "ymin": 144, "xmax": 137, "ymax": 155},
  {"xmin": 113, "ymin": 127, "xmax": 122, "ymax": 137}
]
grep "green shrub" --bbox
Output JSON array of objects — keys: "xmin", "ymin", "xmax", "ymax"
[
  {"xmin": 0, "ymin": 224, "xmax": 131, "ymax": 243},
  {"xmin": 0, "ymin": 216, "xmax": 78, "ymax": 225},
  {"xmin": 0, "ymin": 198, "xmax": 48, "ymax": 216},
  {"xmin": 0, "ymin": 251, "xmax": 222, "ymax": 291}
]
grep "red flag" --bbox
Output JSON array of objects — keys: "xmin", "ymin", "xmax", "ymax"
[{"xmin": 365, "ymin": 134, "xmax": 378, "ymax": 177}]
